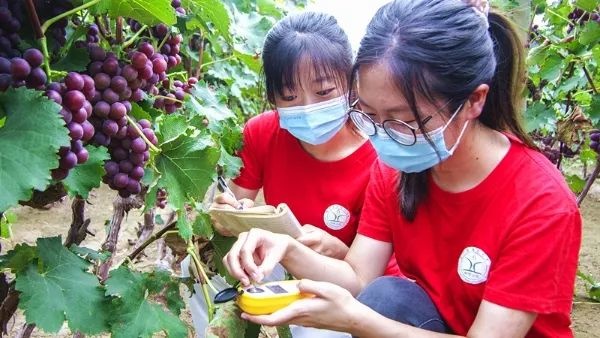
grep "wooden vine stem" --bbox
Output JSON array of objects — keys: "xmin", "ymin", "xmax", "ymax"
[
  {"xmin": 64, "ymin": 196, "xmax": 91, "ymax": 247},
  {"xmin": 97, "ymin": 194, "xmax": 143, "ymax": 282},
  {"xmin": 577, "ymin": 158, "xmax": 600, "ymax": 207}
]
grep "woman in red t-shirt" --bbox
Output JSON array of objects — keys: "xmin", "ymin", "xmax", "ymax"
[
  {"xmin": 206, "ymin": 10, "xmax": 398, "ymax": 338},
  {"xmin": 221, "ymin": 1, "xmax": 582, "ymax": 337}
]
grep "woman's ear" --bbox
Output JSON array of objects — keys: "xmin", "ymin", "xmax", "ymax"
[{"xmin": 464, "ymin": 84, "xmax": 489, "ymax": 119}]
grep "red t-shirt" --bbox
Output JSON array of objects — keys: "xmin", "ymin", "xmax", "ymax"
[
  {"xmin": 233, "ymin": 110, "xmax": 400, "ymax": 275},
  {"xmin": 358, "ymin": 137, "xmax": 581, "ymax": 337}
]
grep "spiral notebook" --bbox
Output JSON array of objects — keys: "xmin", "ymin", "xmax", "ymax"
[{"xmin": 208, "ymin": 203, "xmax": 303, "ymax": 238}]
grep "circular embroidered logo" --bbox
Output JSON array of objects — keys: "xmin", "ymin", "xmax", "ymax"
[
  {"xmin": 457, "ymin": 246, "xmax": 491, "ymax": 284},
  {"xmin": 323, "ymin": 204, "xmax": 350, "ymax": 230}
]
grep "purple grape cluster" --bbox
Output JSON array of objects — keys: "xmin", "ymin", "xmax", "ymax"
[
  {"xmin": 36, "ymin": 0, "xmax": 73, "ymax": 46},
  {"xmin": 590, "ymin": 130, "xmax": 600, "ymax": 154},
  {"xmin": 0, "ymin": 49, "xmax": 47, "ymax": 91},
  {"xmin": 568, "ymin": 8, "xmax": 600, "ymax": 24},
  {"xmin": 171, "ymin": 0, "xmax": 186, "ymax": 16},
  {"xmin": 161, "ymin": 34, "xmax": 183, "ymax": 69},
  {"xmin": 0, "ymin": 1, "xmax": 22, "ymax": 58},
  {"xmin": 102, "ymin": 119, "xmax": 157, "ymax": 198},
  {"xmin": 156, "ymin": 188, "xmax": 168, "ymax": 208},
  {"xmin": 46, "ymin": 72, "xmax": 96, "ymax": 180},
  {"xmin": 153, "ymin": 77, "xmax": 196, "ymax": 113},
  {"xmin": 84, "ymin": 44, "xmax": 162, "ymax": 197}
]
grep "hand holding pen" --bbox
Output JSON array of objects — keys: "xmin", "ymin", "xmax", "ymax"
[{"xmin": 216, "ymin": 176, "xmax": 245, "ymax": 210}]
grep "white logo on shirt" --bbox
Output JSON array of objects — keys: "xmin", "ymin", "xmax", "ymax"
[
  {"xmin": 323, "ymin": 204, "xmax": 350, "ymax": 230},
  {"xmin": 457, "ymin": 246, "xmax": 491, "ymax": 284}
]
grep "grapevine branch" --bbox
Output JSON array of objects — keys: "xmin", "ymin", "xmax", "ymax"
[
  {"xmin": 200, "ymin": 55, "xmax": 236, "ymax": 70},
  {"xmin": 64, "ymin": 196, "xmax": 91, "ymax": 247},
  {"xmin": 187, "ymin": 244, "xmax": 216, "ymax": 322},
  {"xmin": 122, "ymin": 25, "xmax": 148, "ymax": 49},
  {"xmin": 126, "ymin": 216, "xmax": 177, "ymax": 262},
  {"xmin": 116, "ymin": 17, "xmax": 124, "ymax": 44},
  {"xmin": 577, "ymin": 158, "xmax": 600, "ymax": 207},
  {"xmin": 154, "ymin": 95, "xmax": 184, "ymax": 104},
  {"xmin": 582, "ymin": 65, "xmax": 598, "ymax": 94},
  {"xmin": 24, "ymin": 0, "xmax": 43, "ymax": 39},
  {"xmin": 97, "ymin": 194, "xmax": 144, "ymax": 282}
]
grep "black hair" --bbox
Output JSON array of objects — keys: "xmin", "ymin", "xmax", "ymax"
[
  {"xmin": 352, "ymin": 0, "xmax": 533, "ymax": 221},
  {"xmin": 262, "ymin": 11, "xmax": 353, "ymax": 104}
]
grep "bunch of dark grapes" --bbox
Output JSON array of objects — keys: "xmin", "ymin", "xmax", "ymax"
[
  {"xmin": 102, "ymin": 119, "xmax": 158, "ymax": 198},
  {"xmin": 127, "ymin": 41, "xmax": 169, "ymax": 95},
  {"xmin": 85, "ymin": 44, "xmax": 160, "ymax": 197},
  {"xmin": 0, "ymin": 49, "xmax": 47, "ymax": 91},
  {"xmin": 590, "ymin": 130, "xmax": 600, "ymax": 155},
  {"xmin": 86, "ymin": 46, "xmax": 136, "ymax": 147},
  {"xmin": 161, "ymin": 34, "xmax": 183, "ymax": 69},
  {"xmin": 156, "ymin": 188, "xmax": 168, "ymax": 208},
  {"xmin": 0, "ymin": 1, "xmax": 23, "ymax": 58},
  {"xmin": 87, "ymin": 24, "xmax": 100, "ymax": 45},
  {"xmin": 46, "ymin": 72, "xmax": 96, "ymax": 180},
  {"xmin": 567, "ymin": 8, "xmax": 600, "ymax": 33},
  {"xmin": 153, "ymin": 78, "xmax": 196, "ymax": 113},
  {"xmin": 30, "ymin": 0, "xmax": 74, "ymax": 46}
]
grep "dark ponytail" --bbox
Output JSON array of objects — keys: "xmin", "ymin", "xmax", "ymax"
[
  {"xmin": 483, "ymin": 12, "xmax": 534, "ymax": 148},
  {"xmin": 353, "ymin": 0, "xmax": 533, "ymax": 221}
]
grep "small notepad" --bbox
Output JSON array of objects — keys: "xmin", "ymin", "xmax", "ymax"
[{"xmin": 208, "ymin": 203, "xmax": 303, "ymax": 238}]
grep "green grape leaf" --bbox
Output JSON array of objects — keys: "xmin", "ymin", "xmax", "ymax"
[
  {"xmin": 188, "ymin": 83, "xmax": 235, "ymax": 122},
  {"xmin": 177, "ymin": 214, "xmax": 193, "ymax": 242},
  {"xmin": 154, "ymin": 132, "xmax": 220, "ymax": 212},
  {"xmin": 592, "ymin": 44, "xmax": 600, "ymax": 65},
  {"xmin": 94, "ymin": 0, "xmax": 176, "ymax": 26},
  {"xmin": 539, "ymin": 55, "xmax": 563, "ymax": 82},
  {"xmin": 63, "ymin": 146, "xmax": 110, "ymax": 199},
  {"xmin": 0, "ymin": 243, "xmax": 37, "ymax": 273},
  {"xmin": 156, "ymin": 113, "xmax": 189, "ymax": 144},
  {"xmin": 0, "ymin": 88, "xmax": 70, "ymax": 212},
  {"xmin": 206, "ymin": 301, "xmax": 248, "ymax": 338},
  {"xmin": 52, "ymin": 47, "xmax": 91, "ymax": 72},
  {"xmin": 143, "ymin": 270, "xmax": 186, "ymax": 315},
  {"xmin": 257, "ymin": 0, "xmax": 284, "ymax": 19},
  {"xmin": 211, "ymin": 233, "xmax": 238, "ymax": 285},
  {"xmin": 230, "ymin": 8, "xmax": 274, "ymax": 56},
  {"xmin": 129, "ymin": 102, "xmax": 153, "ymax": 123},
  {"xmin": 183, "ymin": 0, "xmax": 231, "ymax": 41},
  {"xmin": 0, "ymin": 209, "xmax": 15, "ymax": 238},
  {"xmin": 218, "ymin": 145, "xmax": 243, "ymax": 178},
  {"xmin": 192, "ymin": 212, "xmax": 214, "ymax": 238},
  {"xmin": 566, "ymin": 174, "xmax": 586, "ymax": 194},
  {"xmin": 106, "ymin": 266, "xmax": 187, "ymax": 338},
  {"xmin": 579, "ymin": 21, "xmax": 600, "ymax": 45},
  {"xmin": 524, "ymin": 102, "xmax": 553, "ymax": 132},
  {"xmin": 15, "ymin": 237, "xmax": 110, "ymax": 334},
  {"xmin": 590, "ymin": 95, "xmax": 600, "ymax": 127},
  {"xmin": 575, "ymin": 0, "xmax": 598, "ymax": 12},
  {"xmin": 69, "ymin": 245, "xmax": 111, "ymax": 263}
]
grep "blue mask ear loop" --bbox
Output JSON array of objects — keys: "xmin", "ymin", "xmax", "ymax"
[{"xmin": 442, "ymin": 103, "xmax": 469, "ymax": 155}]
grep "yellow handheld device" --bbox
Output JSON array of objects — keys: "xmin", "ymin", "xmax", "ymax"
[{"xmin": 236, "ymin": 280, "xmax": 313, "ymax": 315}]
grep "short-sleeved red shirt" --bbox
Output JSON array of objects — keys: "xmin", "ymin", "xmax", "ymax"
[
  {"xmin": 233, "ymin": 110, "xmax": 400, "ymax": 275},
  {"xmin": 358, "ymin": 137, "xmax": 581, "ymax": 337}
]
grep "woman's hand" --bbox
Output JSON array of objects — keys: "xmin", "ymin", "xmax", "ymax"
[
  {"xmin": 241, "ymin": 279, "xmax": 366, "ymax": 334},
  {"xmin": 297, "ymin": 225, "xmax": 349, "ymax": 259},
  {"xmin": 210, "ymin": 193, "xmax": 255, "ymax": 236},
  {"xmin": 223, "ymin": 228, "xmax": 291, "ymax": 286}
]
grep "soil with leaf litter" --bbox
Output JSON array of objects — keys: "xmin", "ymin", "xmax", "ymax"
[{"xmin": 2, "ymin": 184, "xmax": 600, "ymax": 337}]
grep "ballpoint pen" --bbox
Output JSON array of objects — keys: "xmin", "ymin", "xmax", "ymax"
[{"xmin": 217, "ymin": 176, "xmax": 243, "ymax": 210}]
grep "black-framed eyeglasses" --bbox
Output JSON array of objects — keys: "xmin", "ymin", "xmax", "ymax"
[{"xmin": 347, "ymin": 100, "xmax": 433, "ymax": 146}]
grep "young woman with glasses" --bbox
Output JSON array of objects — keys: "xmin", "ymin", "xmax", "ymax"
[
  {"xmin": 222, "ymin": 0, "xmax": 582, "ymax": 336},
  {"xmin": 193, "ymin": 10, "xmax": 400, "ymax": 338}
]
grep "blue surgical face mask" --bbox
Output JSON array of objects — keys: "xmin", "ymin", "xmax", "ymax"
[
  {"xmin": 277, "ymin": 95, "xmax": 349, "ymax": 145},
  {"xmin": 369, "ymin": 104, "xmax": 469, "ymax": 173}
]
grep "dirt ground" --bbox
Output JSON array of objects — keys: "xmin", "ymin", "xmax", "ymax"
[{"xmin": 2, "ymin": 182, "xmax": 600, "ymax": 337}]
